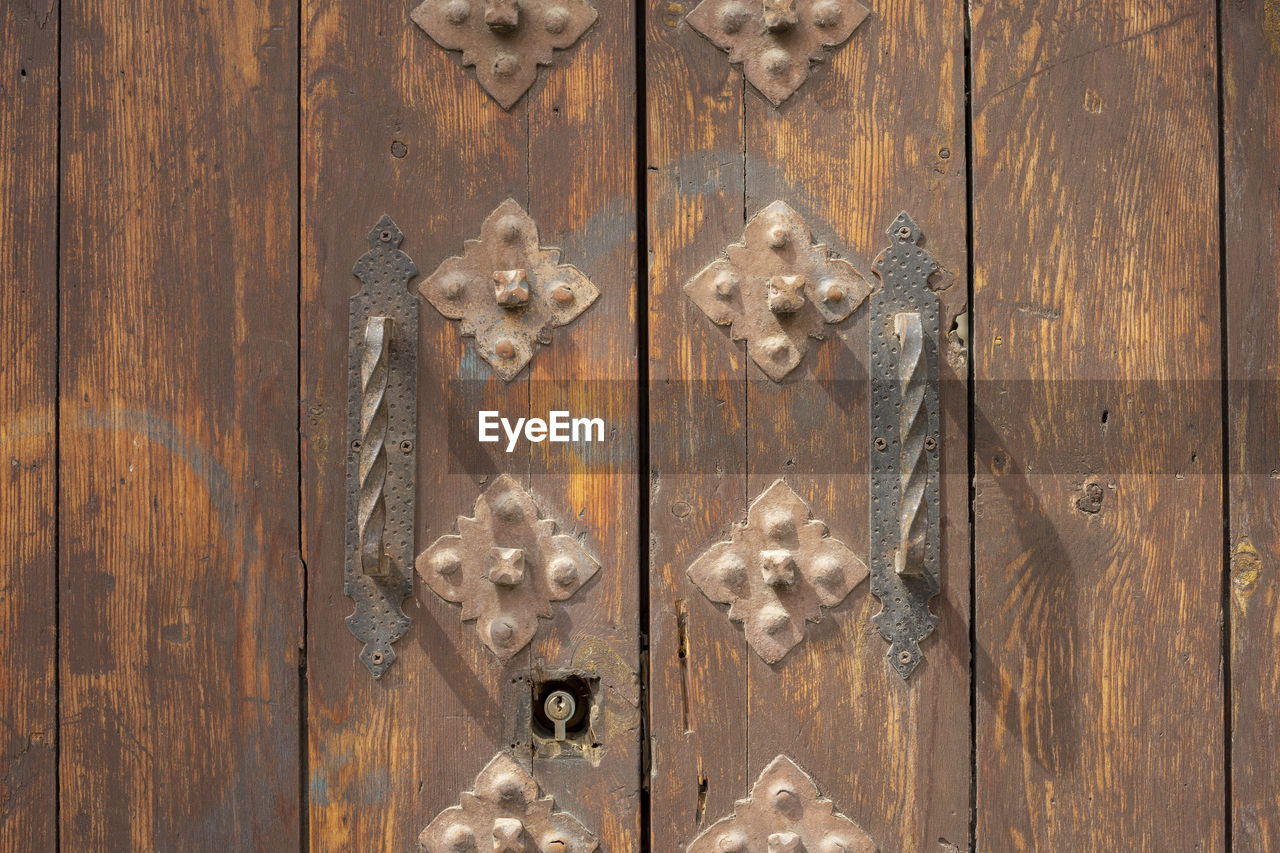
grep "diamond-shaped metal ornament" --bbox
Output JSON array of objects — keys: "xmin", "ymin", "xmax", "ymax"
[
  {"xmin": 412, "ymin": 0, "xmax": 597, "ymax": 108},
  {"xmin": 419, "ymin": 752, "xmax": 598, "ymax": 853},
  {"xmin": 687, "ymin": 755, "xmax": 876, "ymax": 853},
  {"xmin": 685, "ymin": 201, "xmax": 870, "ymax": 381},
  {"xmin": 686, "ymin": 480, "xmax": 868, "ymax": 663},
  {"xmin": 422, "ymin": 199, "xmax": 600, "ymax": 381},
  {"xmin": 417, "ymin": 474, "xmax": 600, "ymax": 660},
  {"xmin": 685, "ymin": 0, "xmax": 870, "ymax": 105}
]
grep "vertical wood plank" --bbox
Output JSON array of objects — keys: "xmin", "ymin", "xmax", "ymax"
[
  {"xmin": 58, "ymin": 0, "xmax": 301, "ymax": 848},
  {"xmin": 527, "ymin": 2, "xmax": 642, "ymax": 847},
  {"xmin": 303, "ymin": 0, "xmax": 640, "ymax": 847},
  {"xmin": 645, "ymin": 0, "xmax": 749, "ymax": 847},
  {"xmin": 971, "ymin": 0, "xmax": 1224, "ymax": 847},
  {"xmin": 1224, "ymin": 0, "xmax": 1280, "ymax": 846},
  {"xmin": 741, "ymin": 2, "xmax": 970, "ymax": 849},
  {"xmin": 302, "ymin": 0, "xmax": 530, "ymax": 845},
  {"xmin": 0, "ymin": 3, "xmax": 57, "ymax": 850}
]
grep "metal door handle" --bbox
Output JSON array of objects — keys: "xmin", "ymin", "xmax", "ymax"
[
  {"xmin": 357, "ymin": 316, "xmax": 392, "ymax": 578},
  {"xmin": 869, "ymin": 212, "xmax": 941, "ymax": 679},
  {"xmin": 344, "ymin": 216, "xmax": 418, "ymax": 678}
]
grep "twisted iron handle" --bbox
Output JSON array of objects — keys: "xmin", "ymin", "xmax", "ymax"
[
  {"xmin": 893, "ymin": 312, "xmax": 927, "ymax": 577},
  {"xmin": 359, "ymin": 316, "xmax": 392, "ymax": 577}
]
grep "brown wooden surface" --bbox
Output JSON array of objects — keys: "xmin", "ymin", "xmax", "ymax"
[
  {"xmin": 0, "ymin": 3, "xmax": 57, "ymax": 850},
  {"xmin": 302, "ymin": 0, "xmax": 639, "ymax": 848},
  {"xmin": 648, "ymin": 1, "xmax": 970, "ymax": 849},
  {"xmin": 1225, "ymin": 0, "xmax": 1280, "ymax": 847},
  {"xmin": 57, "ymin": 0, "xmax": 302, "ymax": 848},
  {"xmin": 645, "ymin": 0, "xmax": 750, "ymax": 846},
  {"xmin": 971, "ymin": 0, "xmax": 1225, "ymax": 847},
  {"xmin": 741, "ymin": 1, "xmax": 970, "ymax": 848}
]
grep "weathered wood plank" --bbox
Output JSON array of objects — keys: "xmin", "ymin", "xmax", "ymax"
[
  {"xmin": 58, "ymin": 0, "xmax": 301, "ymax": 848},
  {"xmin": 971, "ymin": 0, "xmax": 1223, "ymax": 847},
  {"xmin": 303, "ymin": 0, "xmax": 638, "ymax": 847},
  {"xmin": 302, "ymin": 0, "xmax": 530, "ymax": 845},
  {"xmin": 645, "ymin": 0, "xmax": 750, "ymax": 847},
  {"xmin": 1224, "ymin": 0, "xmax": 1280, "ymax": 846},
  {"xmin": 0, "ymin": 3, "xmax": 57, "ymax": 850},
  {"xmin": 527, "ymin": 5, "xmax": 641, "ymax": 847},
  {"xmin": 741, "ymin": 1, "xmax": 969, "ymax": 848}
]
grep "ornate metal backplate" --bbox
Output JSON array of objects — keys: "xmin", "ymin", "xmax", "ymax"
[
  {"xmin": 419, "ymin": 752, "xmax": 598, "ymax": 852},
  {"xmin": 422, "ymin": 199, "xmax": 600, "ymax": 381},
  {"xmin": 685, "ymin": 0, "xmax": 870, "ymax": 105},
  {"xmin": 869, "ymin": 211, "xmax": 941, "ymax": 679},
  {"xmin": 411, "ymin": 0, "xmax": 598, "ymax": 108},
  {"xmin": 685, "ymin": 201, "xmax": 870, "ymax": 381},
  {"xmin": 417, "ymin": 474, "xmax": 600, "ymax": 660},
  {"xmin": 345, "ymin": 216, "xmax": 419, "ymax": 678},
  {"xmin": 687, "ymin": 755, "xmax": 876, "ymax": 853},
  {"xmin": 686, "ymin": 480, "xmax": 867, "ymax": 663}
]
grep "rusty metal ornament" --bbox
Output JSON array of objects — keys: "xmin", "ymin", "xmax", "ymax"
[
  {"xmin": 419, "ymin": 752, "xmax": 598, "ymax": 853},
  {"xmin": 685, "ymin": 0, "xmax": 870, "ymax": 105},
  {"xmin": 685, "ymin": 201, "xmax": 870, "ymax": 381},
  {"xmin": 687, "ymin": 755, "xmax": 876, "ymax": 853},
  {"xmin": 345, "ymin": 216, "xmax": 419, "ymax": 678},
  {"xmin": 422, "ymin": 199, "xmax": 600, "ymax": 381},
  {"xmin": 411, "ymin": 0, "xmax": 598, "ymax": 109},
  {"xmin": 417, "ymin": 474, "xmax": 600, "ymax": 660},
  {"xmin": 869, "ymin": 211, "xmax": 941, "ymax": 679},
  {"xmin": 687, "ymin": 480, "xmax": 867, "ymax": 663}
]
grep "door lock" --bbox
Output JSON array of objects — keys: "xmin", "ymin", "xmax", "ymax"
[{"xmin": 543, "ymin": 690, "xmax": 576, "ymax": 741}]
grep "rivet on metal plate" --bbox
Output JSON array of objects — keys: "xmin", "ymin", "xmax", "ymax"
[
  {"xmin": 684, "ymin": 201, "xmax": 870, "ymax": 381},
  {"xmin": 422, "ymin": 199, "xmax": 600, "ymax": 381},
  {"xmin": 685, "ymin": 0, "xmax": 870, "ymax": 105},
  {"xmin": 869, "ymin": 210, "xmax": 942, "ymax": 679},
  {"xmin": 418, "ymin": 752, "xmax": 599, "ymax": 852},
  {"xmin": 411, "ymin": 0, "xmax": 598, "ymax": 109},
  {"xmin": 345, "ymin": 216, "xmax": 419, "ymax": 678},
  {"xmin": 686, "ymin": 755, "xmax": 876, "ymax": 853},
  {"xmin": 686, "ymin": 479, "xmax": 868, "ymax": 663},
  {"xmin": 417, "ymin": 474, "xmax": 600, "ymax": 660}
]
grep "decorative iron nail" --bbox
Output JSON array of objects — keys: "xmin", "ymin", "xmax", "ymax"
[
  {"xmin": 686, "ymin": 755, "xmax": 876, "ymax": 853},
  {"xmin": 685, "ymin": 201, "xmax": 870, "ymax": 381},
  {"xmin": 419, "ymin": 752, "xmax": 599, "ymax": 853},
  {"xmin": 685, "ymin": 0, "xmax": 870, "ymax": 105},
  {"xmin": 686, "ymin": 479, "xmax": 868, "ymax": 663},
  {"xmin": 345, "ymin": 216, "xmax": 419, "ymax": 678},
  {"xmin": 411, "ymin": 0, "xmax": 598, "ymax": 109},
  {"xmin": 422, "ymin": 199, "xmax": 600, "ymax": 381},
  {"xmin": 869, "ymin": 211, "xmax": 942, "ymax": 679},
  {"xmin": 417, "ymin": 474, "xmax": 600, "ymax": 660}
]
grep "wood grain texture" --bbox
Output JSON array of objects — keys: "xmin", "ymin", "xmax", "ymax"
[
  {"xmin": 302, "ymin": 0, "xmax": 638, "ymax": 847},
  {"xmin": 58, "ymin": 0, "xmax": 302, "ymax": 848},
  {"xmin": 0, "ymin": 3, "xmax": 57, "ymax": 850},
  {"xmin": 648, "ymin": 0, "xmax": 969, "ymax": 849},
  {"xmin": 1224, "ymin": 0, "xmax": 1280, "ymax": 847},
  {"xmin": 971, "ymin": 0, "xmax": 1224, "ymax": 847},
  {"xmin": 527, "ymin": 2, "xmax": 641, "ymax": 845},
  {"xmin": 645, "ymin": 0, "xmax": 749, "ymax": 847},
  {"xmin": 742, "ymin": 2, "xmax": 969, "ymax": 849}
]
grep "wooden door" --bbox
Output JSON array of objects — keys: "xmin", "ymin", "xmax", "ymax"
[{"xmin": 4, "ymin": 0, "xmax": 1279, "ymax": 851}]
